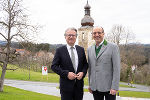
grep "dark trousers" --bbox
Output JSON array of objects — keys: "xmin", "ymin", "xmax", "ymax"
[
  {"xmin": 93, "ymin": 90, "xmax": 116, "ymax": 100},
  {"xmin": 60, "ymin": 84, "xmax": 83, "ymax": 100}
]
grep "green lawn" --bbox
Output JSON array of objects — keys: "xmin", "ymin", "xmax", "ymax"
[
  {"xmin": 0, "ymin": 66, "xmax": 135, "ymax": 87},
  {"xmin": 1, "ymin": 86, "xmax": 150, "ymax": 100},
  {"xmin": 0, "ymin": 65, "xmax": 59, "ymax": 83},
  {"xmin": 119, "ymin": 91, "xmax": 150, "ymax": 98},
  {"xmin": 1, "ymin": 65, "xmax": 150, "ymax": 98},
  {"xmin": 0, "ymin": 85, "xmax": 60, "ymax": 100},
  {"xmin": 119, "ymin": 84, "xmax": 135, "ymax": 88},
  {"xmin": 84, "ymin": 88, "xmax": 150, "ymax": 98}
]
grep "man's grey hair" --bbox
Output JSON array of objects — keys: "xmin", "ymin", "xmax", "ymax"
[
  {"xmin": 92, "ymin": 26, "xmax": 104, "ymax": 33},
  {"xmin": 64, "ymin": 27, "xmax": 77, "ymax": 36}
]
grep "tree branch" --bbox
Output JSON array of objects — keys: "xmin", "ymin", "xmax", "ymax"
[
  {"xmin": 0, "ymin": 21, "xmax": 8, "ymax": 27},
  {"xmin": 0, "ymin": 32, "xmax": 8, "ymax": 40},
  {"xmin": 10, "ymin": 31, "xmax": 20, "ymax": 40},
  {"xmin": 10, "ymin": 0, "xmax": 17, "ymax": 11}
]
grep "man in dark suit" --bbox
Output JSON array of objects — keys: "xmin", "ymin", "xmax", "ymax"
[{"xmin": 51, "ymin": 27, "xmax": 88, "ymax": 100}]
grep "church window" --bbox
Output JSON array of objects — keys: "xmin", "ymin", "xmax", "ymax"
[{"xmin": 82, "ymin": 32, "xmax": 85, "ymax": 40}]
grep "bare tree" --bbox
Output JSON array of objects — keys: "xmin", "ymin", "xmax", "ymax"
[
  {"xmin": 0, "ymin": 0, "xmax": 39, "ymax": 92},
  {"xmin": 119, "ymin": 44, "xmax": 146, "ymax": 83},
  {"xmin": 35, "ymin": 51, "xmax": 54, "ymax": 72},
  {"xmin": 125, "ymin": 44, "xmax": 146, "ymax": 66},
  {"xmin": 106, "ymin": 24, "xmax": 135, "ymax": 45}
]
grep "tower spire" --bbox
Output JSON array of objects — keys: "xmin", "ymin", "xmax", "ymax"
[{"xmin": 81, "ymin": 1, "xmax": 94, "ymax": 26}]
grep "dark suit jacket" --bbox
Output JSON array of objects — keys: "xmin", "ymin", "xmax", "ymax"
[{"xmin": 51, "ymin": 45, "xmax": 88, "ymax": 92}]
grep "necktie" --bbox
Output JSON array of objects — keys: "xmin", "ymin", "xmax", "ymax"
[{"xmin": 71, "ymin": 47, "xmax": 76, "ymax": 72}]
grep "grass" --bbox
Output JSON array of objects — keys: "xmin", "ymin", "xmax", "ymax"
[
  {"xmin": 2, "ymin": 67, "xmax": 133, "ymax": 87},
  {"xmin": 0, "ymin": 65, "xmax": 59, "ymax": 83},
  {"xmin": 56, "ymin": 87, "xmax": 150, "ymax": 98},
  {"xmin": 1, "ymin": 65, "xmax": 136, "ymax": 87},
  {"xmin": 1, "ymin": 86, "xmax": 150, "ymax": 100},
  {"xmin": 1, "ymin": 65, "xmax": 150, "ymax": 98},
  {"xmin": 119, "ymin": 84, "xmax": 135, "ymax": 88},
  {"xmin": 119, "ymin": 91, "xmax": 150, "ymax": 98},
  {"xmin": 84, "ymin": 88, "xmax": 150, "ymax": 98},
  {"xmin": 0, "ymin": 85, "xmax": 60, "ymax": 100}
]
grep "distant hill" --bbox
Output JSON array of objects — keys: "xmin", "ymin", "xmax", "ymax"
[
  {"xmin": 0, "ymin": 40, "xmax": 19, "ymax": 48},
  {"xmin": 0, "ymin": 40, "xmax": 149, "ymax": 55},
  {"xmin": 143, "ymin": 44, "xmax": 150, "ymax": 58},
  {"xmin": 0, "ymin": 40, "xmax": 65, "ymax": 52},
  {"xmin": 0, "ymin": 40, "xmax": 7, "ymax": 46},
  {"xmin": 144, "ymin": 44, "xmax": 150, "ymax": 47}
]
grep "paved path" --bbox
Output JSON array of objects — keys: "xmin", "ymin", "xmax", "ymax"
[
  {"xmin": 4, "ymin": 79, "xmax": 150, "ymax": 100},
  {"xmin": 119, "ymin": 82, "xmax": 150, "ymax": 92}
]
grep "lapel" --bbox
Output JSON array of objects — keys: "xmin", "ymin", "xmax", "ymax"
[
  {"xmin": 96, "ymin": 44, "xmax": 107, "ymax": 59},
  {"xmin": 91, "ymin": 45, "xmax": 97, "ymax": 59},
  {"xmin": 64, "ymin": 45, "xmax": 72, "ymax": 64},
  {"xmin": 96, "ymin": 40, "xmax": 108, "ymax": 59}
]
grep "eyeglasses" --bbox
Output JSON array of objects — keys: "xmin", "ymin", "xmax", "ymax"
[
  {"xmin": 65, "ymin": 34, "xmax": 77, "ymax": 37},
  {"xmin": 92, "ymin": 32, "xmax": 103, "ymax": 35}
]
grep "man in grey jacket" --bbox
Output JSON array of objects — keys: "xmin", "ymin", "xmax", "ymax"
[{"xmin": 88, "ymin": 26, "xmax": 120, "ymax": 100}]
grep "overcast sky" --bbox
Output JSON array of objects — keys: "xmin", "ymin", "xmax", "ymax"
[{"xmin": 23, "ymin": 0, "xmax": 150, "ymax": 44}]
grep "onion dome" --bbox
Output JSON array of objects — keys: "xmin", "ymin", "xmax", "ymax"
[{"xmin": 81, "ymin": 1, "xmax": 94, "ymax": 26}]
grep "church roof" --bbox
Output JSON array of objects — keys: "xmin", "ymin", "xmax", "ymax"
[
  {"xmin": 81, "ymin": 1, "xmax": 94, "ymax": 27},
  {"xmin": 81, "ymin": 15, "xmax": 94, "ymax": 26}
]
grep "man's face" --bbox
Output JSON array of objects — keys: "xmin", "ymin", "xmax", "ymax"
[
  {"xmin": 65, "ymin": 29, "xmax": 77, "ymax": 46},
  {"xmin": 92, "ymin": 27, "xmax": 104, "ymax": 44}
]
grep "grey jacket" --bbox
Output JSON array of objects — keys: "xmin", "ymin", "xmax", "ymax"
[{"xmin": 88, "ymin": 41, "xmax": 120, "ymax": 92}]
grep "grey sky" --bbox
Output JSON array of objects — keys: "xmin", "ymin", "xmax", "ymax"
[{"xmin": 23, "ymin": 0, "xmax": 150, "ymax": 44}]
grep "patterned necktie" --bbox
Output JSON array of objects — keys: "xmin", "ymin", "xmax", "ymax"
[{"xmin": 70, "ymin": 47, "xmax": 76, "ymax": 72}]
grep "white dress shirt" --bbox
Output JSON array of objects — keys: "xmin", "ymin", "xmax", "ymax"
[
  {"xmin": 96, "ymin": 39, "xmax": 104, "ymax": 49},
  {"xmin": 66, "ymin": 44, "xmax": 78, "ymax": 71}
]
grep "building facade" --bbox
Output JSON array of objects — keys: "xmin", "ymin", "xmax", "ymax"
[{"xmin": 78, "ymin": 1, "xmax": 95, "ymax": 53}]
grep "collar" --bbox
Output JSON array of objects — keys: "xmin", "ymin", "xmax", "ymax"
[
  {"xmin": 103, "ymin": 39, "xmax": 107, "ymax": 45},
  {"xmin": 95, "ymin": 39, "xmax": 107, "ymax": 48},
  {"xmin": 67, "ymin": 44, "xmax": 76, "ymax": 49},
  {"xmin": 95, "ymin": 39, "xmax": 104, "ymax": 48}
]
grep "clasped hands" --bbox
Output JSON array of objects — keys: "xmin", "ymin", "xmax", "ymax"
[{"xmin": 67, "ymin": 72, "xmax": 83, "ymax": 80}]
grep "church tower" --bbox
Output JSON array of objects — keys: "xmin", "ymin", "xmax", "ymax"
[{"xmin": 78, "ymin": 1, "xmax": 95, "ymax": 53}]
